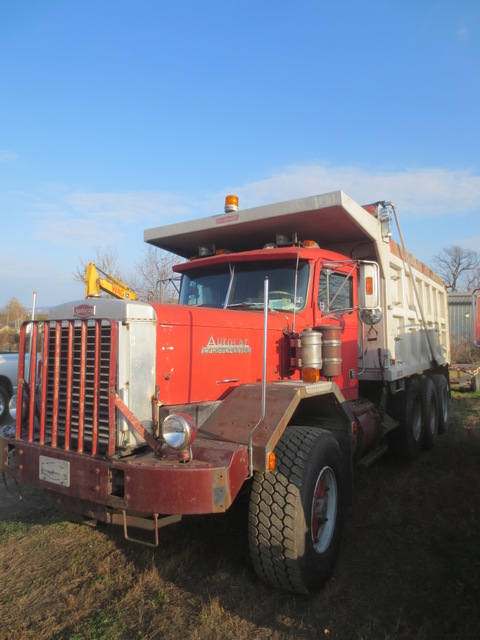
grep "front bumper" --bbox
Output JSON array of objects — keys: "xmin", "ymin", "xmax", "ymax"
[{"xmin": 0, "ymin": 435, "xmax": 249, "ymax": 516}]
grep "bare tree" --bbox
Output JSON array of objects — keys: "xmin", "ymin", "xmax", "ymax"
[
  {"xmin": 431, "ymin": 245, "xmax": 480, "ymax": 292},
  {"xmin": 129, "ymin": 245, "xmax": 183, "ymax": 303},
  {"xmin": 466, "ymin": 265, "xmax": 480, "ymax": 292},
  {"xmin": 73, "ymin": 247, "xmax": 123, "ymax": 288}
]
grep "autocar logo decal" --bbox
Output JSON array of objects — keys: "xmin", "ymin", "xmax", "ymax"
[
  {"xmin": 73, "ymin": 304, "xmax": 96, "ymax": 318},
  {"xmin": 201, "ymin": 336, "xmax": 251, "ymax": 354}
]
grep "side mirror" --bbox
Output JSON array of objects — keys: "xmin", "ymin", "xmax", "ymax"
[
  {"xmin": 359, "ymin": 261, "xmax": 380, "ymax": 309},
  {"xmin": 358, "ymin": 261, "xmax": 382, "ymax": 325}
]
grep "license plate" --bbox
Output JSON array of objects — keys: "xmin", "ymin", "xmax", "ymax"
[{"xmin": 39, "ymin": 456, "xmax": 70, "ymax": 487}]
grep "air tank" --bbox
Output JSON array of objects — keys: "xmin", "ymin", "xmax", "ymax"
[{"xmin": 318, "ymin": 325, "xmax": 342, "ymax": 379}]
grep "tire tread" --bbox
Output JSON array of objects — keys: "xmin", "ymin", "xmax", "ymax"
[{"xmin": 248, "ymin": 426, "xmax": 343, "ymax": 593}]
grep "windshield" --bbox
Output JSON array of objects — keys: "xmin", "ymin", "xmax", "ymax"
[{"xmin": 179, "ymin": 260, "xmax": 310, "ymax": 311}]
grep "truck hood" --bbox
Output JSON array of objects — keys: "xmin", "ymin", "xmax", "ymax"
[{"xmin": 151, "ymin": 303, "xmax": 304, "ymax": 405}]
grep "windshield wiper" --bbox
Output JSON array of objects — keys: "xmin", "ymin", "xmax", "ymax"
[{"xmin": 226, "ymin": 301, "xmax": 264, "ymax": 309}]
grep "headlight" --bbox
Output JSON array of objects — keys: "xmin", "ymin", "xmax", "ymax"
[
  {"xmin": 9, "ymin": 394, "xmax": 29, "ymax": 423},
  {"xmin": 8, "ymin": 395, "xmax": 17, "ymax": 420},
  {"xmin": 161, "ymin": 413, "xmax": 198, "ymax": 450}
]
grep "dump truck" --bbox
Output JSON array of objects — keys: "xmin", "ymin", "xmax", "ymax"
[{"xmin": 0, "ymin": 190, "xmax": 450, "ymax": 594}]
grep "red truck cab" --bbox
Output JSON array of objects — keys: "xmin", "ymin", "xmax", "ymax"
[{"xmin": 154, "ymin": 244, "xmax": 359, "ymax": 406}]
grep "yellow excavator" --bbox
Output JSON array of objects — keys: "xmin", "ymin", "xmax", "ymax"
[{"xmin": 84, "ymin": 263, "xmax": 139, "ymax": 301}]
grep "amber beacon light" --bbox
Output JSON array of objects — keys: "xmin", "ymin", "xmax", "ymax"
[{"xmin": 224, "ymin": 194, "xmax": 239, "ymax": 213}]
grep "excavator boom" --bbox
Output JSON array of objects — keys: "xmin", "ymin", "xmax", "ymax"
[{"xmin": 85, "ymin": 263, "xmax": 139, "ymax": 301}]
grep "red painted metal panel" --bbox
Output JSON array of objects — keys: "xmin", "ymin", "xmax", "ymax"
[
  {"xmin": 91, "ymin": 321, "xmax": 101, "ymax": 455},
  {"xmin": 311, "ymin": 261, "xmax": 359, "ymax": 400},
  {"xmin": 108, "ymin": 320, "xmax": 118, "ymax": 456},
  {"xmin": 27, "ymin": 323, "xmax": 38, "ymax": 442},
  {"xmin": 15, "ymin": 325, "xmax": 26, "ymax": 440},
  {"xmin": 77, "ymin": 322, "xmax": 87, "ymax": 453},
  {"xmin": 64, "ymin": 322, "xmax": 74, "ymax": 450},
  {"xmin": 39, "ymin": 322, "xmax": 49, "ymax": 444},
  {"xmin": 52, "ymin": 323, "xmax": 61, "ymax": 446},
  {"xmin": 153, "ymin": 304, "xmax": 301, "ymax": 407}
]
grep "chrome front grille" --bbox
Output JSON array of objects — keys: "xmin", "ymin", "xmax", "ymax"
[{"xmin": 17, "ymin": 319, "xmax": 118, "ymax": 456}]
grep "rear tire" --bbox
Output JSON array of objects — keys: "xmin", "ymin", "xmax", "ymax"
[
  {"xmin": 431, "ymin": 374, "xmax": 450, "ymax": 434},
  {"xmin": 421, "ymin": 377, "xmax": 438, "ymax": 450},
  {"xmin": 248, "ymin": 426, "xmax": 346, "ymax": 594},
  {"xmin": 389, "ymin": 377, "xmax": 424, "ymax": 460}
]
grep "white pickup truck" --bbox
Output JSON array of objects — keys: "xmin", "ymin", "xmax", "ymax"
[{"xmin": 0, "ymin": 352, "xmax": 19, "ymax": 424}]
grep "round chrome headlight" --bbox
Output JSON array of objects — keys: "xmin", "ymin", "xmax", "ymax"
[
  {"xmin": 8, "ymin": 395, "xmax": 17, "ymax": 420},
  {"xmin": 161, "ymin": 413, "xmax": 198, "ymax": 450},
  {"xmin": 9, "ymin": 394, "xmax": 29, "ymax": 423}
]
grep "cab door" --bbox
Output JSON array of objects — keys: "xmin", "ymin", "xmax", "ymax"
[{"xmin": 313, "ymin": 262, "xmax": 358, "ymax": 400}]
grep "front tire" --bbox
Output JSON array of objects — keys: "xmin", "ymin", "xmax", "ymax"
[{"xmin": 248, "ymin": 426, "xmax": 346, "ymax": 594}]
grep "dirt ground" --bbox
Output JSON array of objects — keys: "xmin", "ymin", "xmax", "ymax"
[{"xmin": 1, "ymin": 392, "xmax": 480, "ymax": 640}]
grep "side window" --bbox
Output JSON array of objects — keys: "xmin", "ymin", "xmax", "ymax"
[{"xmin": 318, "ymin": 270, "xmax": 353, "ymax": 312}]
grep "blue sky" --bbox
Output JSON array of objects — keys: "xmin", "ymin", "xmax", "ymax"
[{"xmin": 1, "ymin": 0, "xmax": 479, "ymax": 309}]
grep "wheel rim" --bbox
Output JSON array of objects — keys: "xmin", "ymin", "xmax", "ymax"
[{"xmin": 311, "ymin": 465, "xmax": 337, "ymax": 553}]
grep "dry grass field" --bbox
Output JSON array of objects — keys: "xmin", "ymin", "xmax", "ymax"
[{"xmin": 1, "ymin": 391, "xmax": 480, "ymax": 640}]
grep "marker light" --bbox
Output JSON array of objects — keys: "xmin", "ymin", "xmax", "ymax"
[
  {"xmin": 268, "ymin": 452, "xmax": 276, "ymax": 471},
  {"xmin": 224, "ymin": 195, "xmax": 239, "ymax": 213},
  {"xmin": 302, "ymin": 368, "xmax": 321, "ymax": 383},
  {"xmin": 302, "ymin": 240, "xmax": 319, "ymax": 248},
  {"xmin": 365, "ymin": 276, "xmax": 374, "ymax": 296}
]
